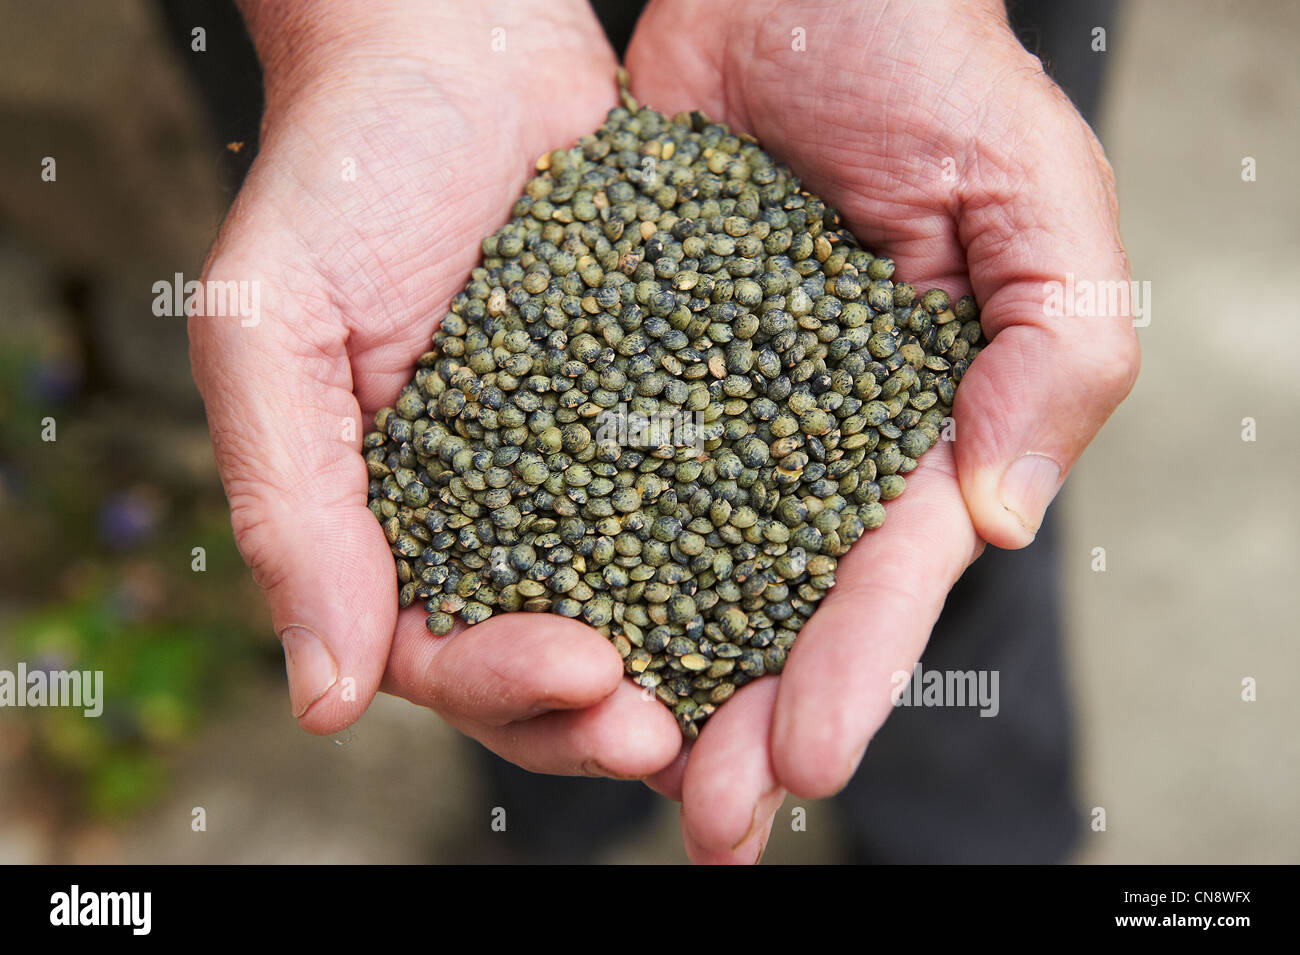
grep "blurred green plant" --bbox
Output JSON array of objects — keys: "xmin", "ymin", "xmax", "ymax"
[
  {"xmin": 8, "ymin": 599, "xmax": 222, "ymax": 816},
  {"xmin": 1, "ymin": 311, "xmax": 271, "ymax": 819}
]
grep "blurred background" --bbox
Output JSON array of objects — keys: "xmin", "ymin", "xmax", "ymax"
[{"xmin": 0, "ymin": 0, "xmax": 1296, "ymax": 863}]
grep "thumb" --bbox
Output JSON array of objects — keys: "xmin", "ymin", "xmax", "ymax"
[
  {"xmin": 191, "ymin": 252, "xmax": 394, "ymax": 734},
  {"xmin": 955, "ymin": 77, "xmax": 1141, "ymax": 549}
]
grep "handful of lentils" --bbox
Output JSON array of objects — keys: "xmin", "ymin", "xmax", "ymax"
[{"xmin": 363, "ymin": 73, "xmax": 986, "ymax": 738}]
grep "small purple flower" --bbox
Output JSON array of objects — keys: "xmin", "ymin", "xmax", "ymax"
[
  {"xmin": 27, "ymin": 355, "xmax": 82, "ymax": 404},
  {"xmin": 97, "ymin": 487, "xmax": 164, "ymax": 549}
]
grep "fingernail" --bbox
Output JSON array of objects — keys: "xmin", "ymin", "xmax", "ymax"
[
  {"xmin": 998, "ymin": 453, "xmax": 1061, "ymax": 538},
  {"xmin": 582, "ymin": 759, "xmax": 640, "ymax": 780},
  {"xmin": 279, "ymin": 625, "xmax": 338, "ymax": 718},
  {"xmin": 730, "ymin": 802, "xmax": 761, "ymax": 852},
  {"xmin": 730, "ymin": 786, "xmax": 782, "ymax": 852}
]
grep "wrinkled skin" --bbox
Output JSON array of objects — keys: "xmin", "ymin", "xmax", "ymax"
[
  {"xmin": 193, "ymin": 0, "xmax": 1138, "ymax": 864},
  {"xmin": 623, "ymin": 0, "xmax": 1139, "ymax": 864}
]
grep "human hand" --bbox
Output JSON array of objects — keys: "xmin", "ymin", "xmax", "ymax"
[
  {"xmin": 191, "ymin": 0, "xmax": 682, "ymax": 776},
  {"xmin": 625, "ymin": 0, "xmax": 1139, "ymax": 862}
]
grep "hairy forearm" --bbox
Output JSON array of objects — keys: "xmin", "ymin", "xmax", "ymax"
[{"xmin": 234, "ymin": 0, "xmax": 613, "ymax": 107}]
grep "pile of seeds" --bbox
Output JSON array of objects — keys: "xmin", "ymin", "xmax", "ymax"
[{"xmin": 363, "ymin": 76, "xmax": 986, "ymax": 737}]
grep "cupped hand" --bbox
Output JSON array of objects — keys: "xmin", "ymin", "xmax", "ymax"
[
  {"xmin": 626, "ymin": 0, "xmax": 1139, "ymax": 862},
  {"xmin": 191, "ymin": 1, "xmax": 681, "ymax": 777}
]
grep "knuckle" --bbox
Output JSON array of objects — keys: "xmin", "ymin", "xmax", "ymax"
[
  {"xmin": 1085, "ymin": 329, "xmax": 1141, "ymax": 405},
  {"xmin": 227, "ymin": 493, "xmax": 290, "ymax": 596}
]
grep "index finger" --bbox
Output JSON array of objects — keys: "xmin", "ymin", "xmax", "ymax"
[{"xmin": 770, "ymin": 440, "xmax": 981, "ymax": 797}]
